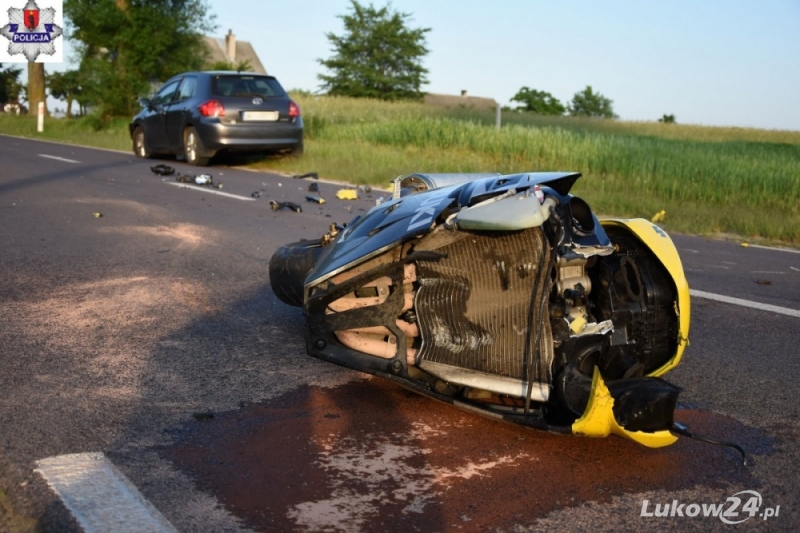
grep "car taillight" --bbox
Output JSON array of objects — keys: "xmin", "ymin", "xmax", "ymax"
[
  {"xmin": 289, "ymin": 100, "xmax": 300, "ymax": 118},
  {"xmin": 198, "ymin": 99, "xmax": 225, "ymax": 117}
]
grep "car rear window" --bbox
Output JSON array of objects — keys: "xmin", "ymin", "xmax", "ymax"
[{"xmin": 211, "ymin": 75, "xmax": 287, "ymax": 98}]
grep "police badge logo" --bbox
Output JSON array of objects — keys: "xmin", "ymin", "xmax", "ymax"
[{"xmin": 0, "ymin": 0, "xmax": 63, "ymax": 62}]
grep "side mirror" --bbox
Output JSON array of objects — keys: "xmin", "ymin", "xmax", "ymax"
[{"xmin": 138, "ymin": 98, "xmax": 151, "ymax": 109}]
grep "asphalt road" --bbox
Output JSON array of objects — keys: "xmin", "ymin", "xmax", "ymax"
[{"xmin": 0, "ymin": 135, "xmax": 797, "ymax": 533}]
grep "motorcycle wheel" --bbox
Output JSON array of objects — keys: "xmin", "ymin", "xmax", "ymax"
[{"xmin": 269, "ymin": 240, "xmax": 325, "ymax": 307}]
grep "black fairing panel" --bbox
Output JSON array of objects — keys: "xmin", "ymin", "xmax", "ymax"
[{"xmin": 305, "ymin": 172, "xmax": 584, "ymax": 286}]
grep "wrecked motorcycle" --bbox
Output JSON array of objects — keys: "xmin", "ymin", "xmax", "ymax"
[{"xmin": 269, "ymin": 172, "xmax": 740, "ymax": 456}]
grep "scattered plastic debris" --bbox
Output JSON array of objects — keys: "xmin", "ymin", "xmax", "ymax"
[
  {"xmin": 175, "ymin": 173, "xmax": 223, "ymax": 189},
  {"xmin": 336, "ymin": 189, "xmax": 359, "ymax": 200},
  {"xmin": 756, "ymin": 279, "xmax": 773, "ymax": 285},
  {"xmin": 360, "ymin": 185, "xmax": 372, "ymax": 193},
  {"xmin": 650, "ymin": 210, "xmax": 666, "ymax": 223},
  {"xmin": 92, "ymin": 212, "xmax": 103, "ymax": 218},
  {"xmin": 251, "ymin": 191, "xmax": 262, "ymax": 198},
  {"xmin": 308, "ymin": 182, "xmax": 319, "ymax": 192},
  {"xmin": 306, "ymin": 195, "xmax": 326, "ymax": 204},
  {"xmin": 270, "ymin": 200, "xmax": 302, "ymax": 213},
  {"xmin": 150, "ymin": 164, "xmax": 175, "ymax": 176},
  {"xmin": 741, "ymin": 242, "xmax": 749, "ymax": 248},
  {"xmin": 375, "ymin": 196, "xmax": 385, "ymax": 205},
  {"xmin": 293, "ymin": 172, "xmax": 319, "ymax": 180}
]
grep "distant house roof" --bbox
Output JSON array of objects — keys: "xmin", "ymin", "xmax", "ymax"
[
  {"xmin": 203, "ymin": 30, "xmax": 267, "ymax": 74},
  {"xmin": 424, "ymin": 90, "xmax": 497, "ymax": 110}
]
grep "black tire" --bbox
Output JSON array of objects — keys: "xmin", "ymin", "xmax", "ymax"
[
  {"xmin": 183, "ymin": 126, "xmax": 211, "ymax": 166},
  {"xmin": 132, "ymin": 126, "xmax": 152, "ymax": 158},
  {"xmin": 290, "ymin": 140, "xmax": 304, "ymax": 156},
  {"xmin": 269, "ymin": 240, "xmax": 325, "ymax": 307}
]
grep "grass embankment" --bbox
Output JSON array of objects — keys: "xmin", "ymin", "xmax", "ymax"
[{"xmin": 1, "ymin": 98, "xmax": 798, "ymax": 243}]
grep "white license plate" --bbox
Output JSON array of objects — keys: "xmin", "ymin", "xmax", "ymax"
[{"xmin": 242, "ymin": 111, "xmax": 279, "ymax": 121}]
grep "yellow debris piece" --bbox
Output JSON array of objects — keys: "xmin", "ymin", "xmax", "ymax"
[
  {"xmin": 741, "ymin": 242, "xmax": 749, "ymax": 248},
  {"xmin": 92, "ymin": 212, "xmax": 103, "ymax": 218},
  {"xmin": 650, "ymin": 210, "xmax": 666, "ymax": 223},
  {"xmin": 336, "ymin": 189, "xmax": 359, "ymax": 200}
]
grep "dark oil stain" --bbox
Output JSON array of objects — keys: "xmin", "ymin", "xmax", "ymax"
[{"xmin": 161, "ymin": 379, "xmax": 770, "ymax": 533}]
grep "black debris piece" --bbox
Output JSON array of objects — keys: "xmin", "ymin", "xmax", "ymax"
[
  {"xmin": 756, "ymin": 279, "xmax": 773, "ymax": 285},
  {"xmin": 361, "ymin": 185, "xmax": 372, "ymax": 193},
  {"xmin": 192, "ymin": 411, "xmax": 214, "ymax": 421},
  {"xmin": 308, "ymin": 182, "xmax": 319, "ymax": 192},
  {"xmin": 306, "ymin": 195, "xmax": 325, "ymax": 204},
  {"xmin": 175, "ymin": 174, "xmax": 194, "ymax": 183},
  {"xmin": 293, "ymin": 172, "xmax": 319, "ymax": 180},
  {"xmin": 150, "ymin": 164, "xmax": 175, "ymax": 176},
  {"xmin": 251, "ymin": 191, "xmax": 262, "ymax": 198},
  {"xmin": 270, "ymin": 200, "xmax": 302, "ymax": 213}
]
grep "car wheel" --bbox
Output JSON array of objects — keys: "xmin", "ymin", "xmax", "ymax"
[
  {"xmin": 269, "ymin": 239, "xmax": 325, "ymax": 307},
  {"xmin": 132, "ymin": 127, "xmax": 152, "ymax": 158},
  {"xmin": 290, "ymin": 140, "xmax": 304, "ymax": 156},
  {"xmin": 183, "ymin": 126, "xmax": 211, "ymax": 166}
]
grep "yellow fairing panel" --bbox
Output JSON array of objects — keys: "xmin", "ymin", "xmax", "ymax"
[
  {"xmin": 572, "ymin": 368, "xmax": 678, "ymax": 448},
  {"xmin": 600, "ymin": 219, "xmax": 690, "ymax": 377}
]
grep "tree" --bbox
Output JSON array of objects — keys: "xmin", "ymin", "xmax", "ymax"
[
  {"xmin": 48, "ymin": 69, "xmax": 82, "ymax": 117},
  {"xmin": 64, "ymin": 0, "xmax": 215, "ymax": 117},
  {"xmin": 207, "ymin": 59, "xmax": 253, "ymax": 72},
  {"xmin": 510, "ymin": 87, "xmax": 565, "ymax": 115},
  {"xmin": 0, "ymin": 64, "xmax": 24, "ymax": 105},
  {"xmin": 28, "ymin": 62, "xmax": 46, "ymax": 114},
  {"xmin": 568, "ymin": 85, "xmax": 617, "ymax": 119},
  {"xmin": 318, "ymin": 1, "xmax": 430, "ymax": 100},
  {"xmin": 658, "ymin": 114, "xmax": 676, "ymax": 124}
]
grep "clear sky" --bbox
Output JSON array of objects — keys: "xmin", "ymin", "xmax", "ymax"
[{"xmin": 50, "ymin": 0, "xmax": 800, "ymax": 130}]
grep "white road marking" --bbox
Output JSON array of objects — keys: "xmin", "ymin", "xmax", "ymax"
[
  {"xmin": 747, "ymin": 244, "xmax": 800, "ymax": 255},
  {"xmin": 791, "ymin": 267, "xmax": 799, "ymax": 272},
  {"xmin": 691, "ymin": 290, "xmax": 800, "ymax": 319},
  {"xmin": 35, "ymin": 452, "xmax": 178, "ymax": 533},
  {"xmin": 38, "ymin": 153, "xmax": 80, "ymax": 164},
  {"xmin": 165, "ymin": 181, "xmax": 255, "ymax": 201},
  {"xmin": 751, "ymin": 271, "xmax": 786, "ymax": 275}
]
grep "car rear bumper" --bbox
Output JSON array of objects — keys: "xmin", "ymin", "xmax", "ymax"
[{"xmin": 195, "ymin": 118, "xmax": 303, "ymax": 152}]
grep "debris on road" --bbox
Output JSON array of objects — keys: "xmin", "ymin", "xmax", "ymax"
[
  {"xmin": 651, "ymin": 210, "xmax": 666, "ymax": 223},
  {"xmin": 375, "ymin": 196, "xmax": 385, "ymax": 205},
  {"xmin": 150, "ymin": 164, "xmax": 175, "ymax": 176},
  {"xmin": 336, "ymin": 189, "xmax": 359, "ymax": 200},
  {"xmin": 756, "ymin": 279, "xmax": 773, "ymax": 285},
  {"xmin": 306, "ymin": 195, "xmax": 325, "ymax": 205},
  {"xmin": 308, "ymin": 182, "xmax": 319, "ymax": 192},
  {"xmin": 270, "ymin": 200, "xmax": 302, "ymax": 213},
  {"xmin": 360, "ymin": 185, "xmax": 372, "ymax": 194},
  {"xmin": 175, "ymin": 173, "xmax": 224, "ymax": 189},
  {"xmin": 92, "ymin": 212, "xmax": 103, "ymax": 218},
  {"xmin": 741, "ymin": 242, "xmax": 750, "ymax": 248},
  {"xmin": 293, "ymin": 172, "xmax": 319, "ymax": 180},
  {"xmin": 192, "ymin": 411, "xmax": 214, "ymax": 421},
  {"xmin": 251, "ymin": 191, "xmax": 262, "ymax": 199}
]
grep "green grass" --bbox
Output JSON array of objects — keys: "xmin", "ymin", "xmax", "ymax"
[
  {"xmin": 0, "ymin": 114, "xmax": 131, "ymax": 151},
  {"xmin": 1, "ymin": 98, "xmax": 798, "ymax": 244}
]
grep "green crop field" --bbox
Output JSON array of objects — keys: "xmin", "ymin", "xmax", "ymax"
[{"xmin": 1, "ymin": 95, "xmax": 798, "ymax": 244}]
